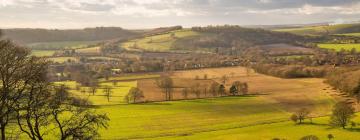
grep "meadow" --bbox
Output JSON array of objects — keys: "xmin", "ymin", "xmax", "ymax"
[
  {"xmin": 121, "ymin": 29, "xmax": 200, "ymax": 52},
  {"xmin": 318, "ymin": 44, "xmax": 360, "ymax": 52}
]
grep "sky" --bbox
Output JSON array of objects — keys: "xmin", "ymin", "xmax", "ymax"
[{"xmin": 0, "ymin": 0, "xmax": 359, "ymax": 29}]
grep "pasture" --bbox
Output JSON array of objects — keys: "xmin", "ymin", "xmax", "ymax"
[
  {"xmin": 318, "ymin": 44, "xmax": 360, "ymax": 52},
  {"xmin": 273, "ymin": 24, "xmax": 360, "ymax": 36},
  {"xmin": 121, "ymin": 29, "xmax": 200, "ymax": 52}
]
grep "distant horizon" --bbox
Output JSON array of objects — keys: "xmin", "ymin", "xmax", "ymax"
[
  {"xmin": 1, "ymin": 0, "xmax": 359, "ymax": 29},
  {"xmin": 1, "ymin": 20, "xmax": 359, "ymax": 30}
]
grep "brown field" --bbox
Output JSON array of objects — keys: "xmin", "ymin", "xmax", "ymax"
[
  {"xmin": 260, "ymin": 43, "xmax": 314, "ymax": 55},
  {"xmin": 138, "ymin": 67, "xmax": 339, "ymax": 115}
]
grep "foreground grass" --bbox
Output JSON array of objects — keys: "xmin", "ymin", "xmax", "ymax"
[
  {"xmin": 318, "ymin": 44, "xmax": 360, "ymax": 52},
  {"xmin": 157, "ymin": 114, "xmax": 360, "ymax": 140},
  {"xmin": 96, "ymin": 96, "xmax": 289, "ymax": 139}
]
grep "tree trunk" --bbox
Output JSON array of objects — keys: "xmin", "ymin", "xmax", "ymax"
[{"xmin": 1, "ymin": 126, "xmax": 5, "ymax": 140}]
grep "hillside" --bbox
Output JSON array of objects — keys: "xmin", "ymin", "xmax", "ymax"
[
  {"xmin": 273, "ymin": 23, "xmax": 360, "ymax": 36},
  {"xmin": 2, "ymin": 27, "xmax": 142, "ymax": 44}
]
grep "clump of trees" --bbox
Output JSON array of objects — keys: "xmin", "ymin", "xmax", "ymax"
[{"xmin": 0, "ymin": 35, "xmax": 109, "ymax": 139}]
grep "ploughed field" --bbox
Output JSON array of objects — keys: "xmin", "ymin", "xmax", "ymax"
[{"xmin": 58, "ymin": 67, "xmax": 360, "ymax": 139}]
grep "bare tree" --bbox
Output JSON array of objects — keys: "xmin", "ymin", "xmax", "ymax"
[
  {"xmin": 330, "ymin": 101, "xmax": 355, "ymax": 129},
  {"xmin": 103, "ymin": 86, "xmax": 112, "ymax": 102},
  {"xmin": 210, "ymin": 82, "xmax": 219, "ymax": 97},
  {"xmin": 182, "ymin": 88, "xmax": 189, "ymax": 99},
  {"xmin": 125, "ymin": 87, "xmax": 144, "ymax": 104},
  {"xmin": 292, "ymin": 108, "xmax": 310, "ymax": 124},
  {"xmin": 221, "ymin": 75, "xmax": 228, "ymax": 85},
  {"xmin": 218, "ymin": 84, "xmax": 226, "ymax": 96},
  {"xmin": 156, "ymin": 75, "xmax": 173, "ymax": 101}
]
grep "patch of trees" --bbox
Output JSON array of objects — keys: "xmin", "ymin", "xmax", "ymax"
[
  {"xmin": 3, "ymin": 27, "xmax": 140, "ymax": 44},
  {"xmin": 0, "ymin": 37, "xmax": 109, "ymax": 139},
  {"xmin": 252, "ymin": 64, "xmax": 329, "ymax": 78},
  {"xmin": 325, "ymin": 68, "xmax": 360, "ymax": 101},
  {"xmin": 144, "ymin": 26, "xmax": 182, "ymax": 37}
]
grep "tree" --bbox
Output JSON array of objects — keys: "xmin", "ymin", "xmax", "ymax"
[
  {"xmin": 50, "ymin": 86, "xmax": 109, "ymax": 140},
  {"xmin": 221, "ymin": 75, "xmax": 228, "ymax": 85},
  {"xmin": 218, "ymin": 84, "xmax": 226, "ymax": 96},
  {"xmin": 103, "ymin": 86, "xmax": 112, "ymax": 102},
  {"xmin": 182, "ymin": 88, "xmax": 189, "ymax": 99},
  {"xmin": 327, "ymin": 134, "xmax": 334, "ymax": 140},
  {"xmin": 156, "ymin": 75, "xmax": 173, "ymax": 101},
  {"xmin": 229, "ymin": 85, "xmax": 238, "ymax": 96},
  {"xmin": 0, "ymin": 39, "xmax": 48, "ymax": 139},
  {"xmin": 210, "ymin": 82, "xmax": 219, "ymax": 97},
  {"xmin": 239, "ymin": 82, "xmax": 249, "ymax": 95},
  {"xmin": 191, "ymin": 84, "xmax": 201, "ymax": 98},
  {"xmin": 125, "ymin": 87, "xmax": 144, "ymax": 104},
  {"xmin": 290, "ymin": 108, "xmax": 310, "ymax": 124},
  {"xmin": 203, "ymin": 74, "xmax": 208, "ymax": 80},
  {"xmin": 330, "ymin": 101, "xmax": 355, "ymax": 128},
  {"xmin": 300, "ymin": 135, "xmax": 319, "ymax": 140},
  {"xmin": 15, "ymin": 63, "xmax": 51, "ymax": 140}
]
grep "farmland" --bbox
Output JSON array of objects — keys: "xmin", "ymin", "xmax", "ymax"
[
  {"xmin": 318, "ymin": 44, "xmax": 360, "ymax": 52},
  {"xmin": 50, "ymin": 66, "xmax": 359, "ymax": 139},
  {"xmin": 274, "ymin": 24, "xmax": 360, "ymax": 36},
  {"xmin": 27, "ymin": 41, "xmax": 100, "ymax": 50}
]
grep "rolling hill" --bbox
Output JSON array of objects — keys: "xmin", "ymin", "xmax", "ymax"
[{"xmin": 273, "ymin": 23, "xmax": 360, "ymax": 36}]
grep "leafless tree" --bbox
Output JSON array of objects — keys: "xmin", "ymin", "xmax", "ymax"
[
  {"xmin": 103, "ymin": 86, "xmax": 112, "ymax": 102},
  {"xmin": 156, "ymin": 75, "xmax": 173, "ymax": 101},
  {"xmin": 125, "ymin": 87, "xmax": 144, "ymax": 104}
]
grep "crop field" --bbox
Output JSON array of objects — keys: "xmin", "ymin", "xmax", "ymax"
[
  {"xmin": 27, "ymin": 41, "xmax": 100, "ymax": 50},
  {"xmin": 121, "ymin": 29, "xmax": 200, "ymax": 52},
  {"xmin": 318, "ymin": 44, "xmax": 360, "ymax": 52},
  {"xmin": 54, "ymin": 67, "xmax": 358, "ymax": 139}
]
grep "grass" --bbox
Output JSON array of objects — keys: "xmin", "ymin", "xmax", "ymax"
[
  {"xmin": 318, "ymin": 44, "xmax": 360, "ymax": 52},
  {"xmin": 54, "ymin": 80, "xmax": 137, "ymax": 105},
  {"xmin": 97, "ymin": 96, "xmax": 290, "ymax": 139},
  {"xmin": 157, "ymin": 114, "xmax": 360, "ymax": 140},
  {"xmin": 48, "ymin": 57, "xmax": 77, "ymax": 63},
  {"xmin": 338, "ymin": 32, "xmax": 360, "ymax": 37},
  {"xmin": 99, "ymin": 74, "xmax": 160, "ymax": 82},
  {"xmin": 121, "ymin": 29, "xmax": 200, "ymax": 52},
  {"xmin": 27, "ymin": 41, "xmax": 100, "ymax": 50},
  {"xmin": 274, "ymin": 24, "xmax": 359, "ymax": 36},
  {"xmin": 31, "ymin": 50, "xmax": 56, "ymax": 57}
]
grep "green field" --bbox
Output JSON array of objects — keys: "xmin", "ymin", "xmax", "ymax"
[
  {"xmin": 338, "ymin": 32, "xmax": 360, "ymax": 37},
  {"xmin": 121, "ymin": 29, "xmax": 200, "ymax": 52},
  {"xmin": 274, "ymin": 24, "xmax": 360, "ymax": 36},
  {"xmin": 48, "ymin": 57, "xmax": 77, "ymax": 63},
  {"xmin": 31, "ymin": 50, "xmax": 56, "ymax": 57},
  {"xmin": 318, "ymin": 44, "xmax": 360, "ymax": 52},
  {"xmin": 27, "ymin": 41, "xmax": 100, "ymax": 50}
]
